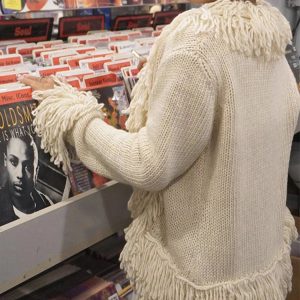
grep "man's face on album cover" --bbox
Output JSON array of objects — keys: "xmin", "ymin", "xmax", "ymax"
[{"xmin": 6, "ymin": 138, "xmax": 35, "ymax": 200}]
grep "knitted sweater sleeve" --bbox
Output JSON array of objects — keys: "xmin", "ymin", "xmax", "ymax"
[
  {"xmin": 32, "ymin": 50, "xmax": 216, "ymax": 192},
  {"xmin": 68, "ymin": 50, "xmax": 216, "ymax": 192}
]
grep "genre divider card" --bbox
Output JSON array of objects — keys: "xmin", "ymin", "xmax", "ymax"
[
  {"xmin": 112, "ymin": 14, "xmax": 152, "ymax": 31},
  {"xmin": 58, "ymin": 15, "xmax": 105, "ymax": 40},
  {"xmin": 0, "ymin": 54, "xmax": 23, "ymax": 67},
  {"xmin": 152, "ymin": 11, "xmax": 180, "ymax": 28},
  {"xmin": 0, "ymin": 18, "xmax": 54, "ymax": 42}
]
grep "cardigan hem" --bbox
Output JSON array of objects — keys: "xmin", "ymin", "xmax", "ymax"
[{"xmin": 120, "ymin": 205, "xmax": 297, "ymax": 300}]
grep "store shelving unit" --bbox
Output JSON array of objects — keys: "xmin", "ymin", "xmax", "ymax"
[{"xmin": 0, "ymin": 181, "xmax": 132, "ymax": 294}]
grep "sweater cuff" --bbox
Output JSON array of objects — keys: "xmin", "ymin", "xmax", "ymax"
[{"xmin": 32, "ymin": 80, "xmax": 104, "ymax": 173}]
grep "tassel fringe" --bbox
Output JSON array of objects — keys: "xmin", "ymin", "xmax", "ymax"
[
  {"xmin": 184, "ymin": 0, "xmax": 292, "ymax": 61},
  {"xmin": 121, "ymin": 194, "xmax": 297, "ymax": 300},
  {"xmin": 32, "ymin": 77, "xmax": 104, "ymax": 173}
]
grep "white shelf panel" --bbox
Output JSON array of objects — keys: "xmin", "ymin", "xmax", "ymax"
[{"xmin": 0, "ymin": 181, "xmax": 132, "ymax": 294}]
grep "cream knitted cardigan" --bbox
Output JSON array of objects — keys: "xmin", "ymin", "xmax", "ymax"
[{"xmin": 32, "ymin": 0, "xmax": 300, "ymax": 299}]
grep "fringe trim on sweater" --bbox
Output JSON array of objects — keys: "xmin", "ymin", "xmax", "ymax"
[
  {"xmin": 186, "ymin": 0, "xmax": 292, "ymax": 61},
  {"xmin": 120, "ymin": 194, "xmax": 298, "ymax": 300},
  {"xmin": 125, "ymin": 0, "xmax": 291, "ymax": 134},
  {"xmin": 32, "ymin": 77, "xmax": 104, "ymax": 173}
]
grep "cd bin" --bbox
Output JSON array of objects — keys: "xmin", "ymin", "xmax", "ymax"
[{"xmin": 0, "ymin": 181, "xmax": 132, "ymax": 293}]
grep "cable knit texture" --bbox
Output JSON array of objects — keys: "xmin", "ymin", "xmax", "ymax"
[{"xmin": 33, "ymin": 0, "xmax": 300, "ymax": 299}]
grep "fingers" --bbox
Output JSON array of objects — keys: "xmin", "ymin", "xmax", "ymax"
[
  {"xmin": 42, "ymin": 77, "xmax": 56, "ymax": 88},
  {"xmin": 137, "ymin": 57, "xmax": 147, "ymax": 71},
  {"xmin": 19, "ymin": 75, "xmax": 55, "ymax": 91},
  {"xmin": 19, "ymin": 75, "xmax": 39, "ymax": 86},
  {"xmin": 19, "ymin": 75, "xmax": 40, "ymax": 81},
  {"xmin": 19, "ymin": 76, "xmax": 42, "ymax": 91}
]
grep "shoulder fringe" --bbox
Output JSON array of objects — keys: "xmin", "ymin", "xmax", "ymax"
[
  {"xmin": 180, "ymin": 0, "xmax": 291, "ymax": 61},
  {"xmin": 126, "ymin": 0, "xmax": 291, "ymax": 133},
  {"xmin": 121, "ymin": 192, "xmax": 298, "ymax": 299},
  {"xmin": 32, "ymin": 77, "xmax": 104, "ymax": 173}
]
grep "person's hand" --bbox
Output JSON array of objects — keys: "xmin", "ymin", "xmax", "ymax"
[
  {"xmin": 19, "ymin": 75, "xmax": 55, "ymax": 91},
  {"xmin": 137, "ymin": 57, "xmax": 147, "ymax": 71}
]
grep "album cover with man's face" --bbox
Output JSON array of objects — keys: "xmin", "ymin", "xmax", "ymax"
[{"xmin": 0, "ymin": 87, "xmax": 69, "ymax": 226}]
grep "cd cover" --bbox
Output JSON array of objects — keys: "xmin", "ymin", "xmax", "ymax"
[{"xmin": 0, "ymin": 86, "xmax": 69, "ymax": 226}]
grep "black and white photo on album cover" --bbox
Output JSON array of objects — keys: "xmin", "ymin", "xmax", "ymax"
[{"xmin": 0, "ymin": 100, "xmax": 68, "ymax": 226}]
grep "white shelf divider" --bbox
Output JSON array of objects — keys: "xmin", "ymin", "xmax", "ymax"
[{"xmin": 0, "ymin": 181, "xmax": 132, "ymax": 294}]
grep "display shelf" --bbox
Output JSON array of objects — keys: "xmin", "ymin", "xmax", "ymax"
[{"xmin": 0, "ymin": 181, "xmax": 132, "ymax": 294}]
